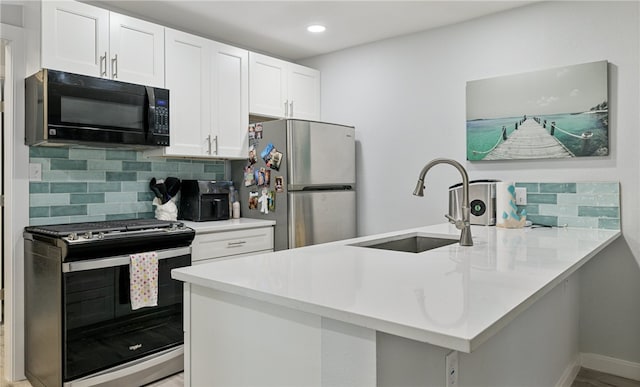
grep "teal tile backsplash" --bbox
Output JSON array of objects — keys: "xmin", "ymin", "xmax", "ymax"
[
  {"xmin": 29, "ymin": 148, "xmax": 226, "ymax": 225},
  {"xmin": 516, "ymin": 182, "xmax": 620, "ymax": 230}
]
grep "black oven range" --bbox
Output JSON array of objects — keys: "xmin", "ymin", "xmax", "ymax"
[{"xmin": 24, "ymin": 219, "xmax": 195, "ymax": 387}]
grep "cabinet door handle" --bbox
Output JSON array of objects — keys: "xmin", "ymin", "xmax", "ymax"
[
  {"xmin": 206, "ymin": 135, "xmax": 212, "ymax": 154},
  {"xmin": 289, "ymin": 101, "xmax": 294, "ymax": 117},
  {"xmin": 284, "ymin": 100, "xmax": 289, "ymax": 117},
  {"xmin": 213, "ymin": 135, "xmax": 218, "ymax": 155},
  {"xmin": 111, "ymin": 54, "xmax": 118, "ymax": 78},
  {"xmin": 227, "ymin": 240, "xmax": 247, "ymax": 247},
  {"xmin": 100, "ymin": 52, "xmax": 107, "ymax": 76}
]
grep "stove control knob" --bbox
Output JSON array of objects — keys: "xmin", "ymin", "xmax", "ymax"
[
  {"xmin": 84, "ymin": 231, "xmax": 93, "ymax": 240},
  {"xmin": 68, "ymin": 232, "xmax": 78, "ymax": 241},
  {"xmin": 170, "ymin": 224, "xmax": 178, "ymax": 231},
  {"xmin": 97, "ymin": 232, "xmax": 105, "ymax": 239}
]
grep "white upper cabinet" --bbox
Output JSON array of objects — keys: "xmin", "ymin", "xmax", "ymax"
[
  {"xmin": 108, "ymin": 13, "xmax": 165, "ymax": 87},
  {"xmin": 149, "ymin": 29, "xmax": 248, "ymax": 159},
  {"xmin": 41, "ymin": 1, "xmax": 109, "ymax": 77},
  {"xmin": 249, "ymin": 52, "xmax": 320, "ymax": 120},
  {"xmin": 41, "ymin": 1, "xmax": 165, "ymax": 87},
  {"xmin": 211, "ymin": 42, "xmax": 249, "ymax": 158},
  {"xmin": 288, "ymin": 63, "xmax": 321, "ymax": 120},
  {"xmin": 249, "ymin": 53, "xmax": 288, "ymax": 118},
  {"xmin": 163, "ymin": 28, "xmax": 211, "ymax": 157}
]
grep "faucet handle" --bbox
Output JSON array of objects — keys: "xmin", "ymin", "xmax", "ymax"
[{"xmin": 445, "ymin": 214, "xmax": 464, "ymax": 230}]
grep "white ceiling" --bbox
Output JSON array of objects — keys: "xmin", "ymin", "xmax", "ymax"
[{"xmin": 88, "ymin": 1, "xmax": 536, "ymax": 61}]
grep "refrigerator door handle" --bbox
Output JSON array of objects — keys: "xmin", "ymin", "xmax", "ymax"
[{"xmin": 296, "ymin": 185, "xmax": 354, "ymax": 191}]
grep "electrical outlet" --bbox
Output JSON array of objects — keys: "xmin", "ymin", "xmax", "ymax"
[
  {"xmin": 29, "ymin": 163, "xmax": 42, "ymax": 181},
  {"xmin": 446, "ymin": 350, "xmax": 459, "ymax": 387},
  {"xmin": 515, "ymin": 187, "xmax": 527, "ymax": 205}
]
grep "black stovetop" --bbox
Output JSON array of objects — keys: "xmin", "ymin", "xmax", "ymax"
[{"xmin": 25, "ymin": 219, "xmax": 184, "ymax": 238}]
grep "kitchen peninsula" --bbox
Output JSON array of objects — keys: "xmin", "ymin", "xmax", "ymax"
[{"xmin": 172, "ymin": 223, "xmax": 620, "ymax": 386}]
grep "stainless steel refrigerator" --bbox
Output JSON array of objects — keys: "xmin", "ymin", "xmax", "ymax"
[{"xmin": 233, "ymin": 119, "xmax": 356, "ymax": 251}]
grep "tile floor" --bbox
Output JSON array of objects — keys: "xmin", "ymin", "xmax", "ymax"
[
  {"xmin": 0, "ymin": 325, "xmax": 31, "ymax": 387},
  {"xmin": 1, "ymin": 323, "xmax": 638, "ymax": 387},
  {"xmin": 572, "ymin": 367, "xmax": 640, "ymax": 387}
]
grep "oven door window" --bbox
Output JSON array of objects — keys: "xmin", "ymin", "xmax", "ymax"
[{"xmin": 63, "ymin": 254, "xmax": 189, "ymax": 382}]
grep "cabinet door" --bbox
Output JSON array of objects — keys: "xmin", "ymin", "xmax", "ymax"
[
  {"xmin": 41, "ymin": 1, "xmax": 109, "ymax": 77},
  {"xmin": 212, "ymin": 42, "xmax": 249, "ymax": 159},
  {"xmin": 109, "ymin": 12, "xmax": 165, "ymax": 87},
  {"xmin": 249, "ymin": 52, "xmax": 287, "ymax": 118},
  {"xmin": 164, "ymin": 28, "xmax": 211, "ymax": 156},
  {"xmin": 288, "ymin": 63, "xmax": 320, "ymax": 120}
]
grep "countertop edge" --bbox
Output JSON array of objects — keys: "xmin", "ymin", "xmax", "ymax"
[
  {"xmin": 172, "ymin": 269, "xmax": 474, "ymax": 352},
  {"xmin": 172, "ymin": 226, "xmax": 622, "ymax": 353},
  {"xmin": 182, "ymin": 218, "xmax": 276, "ymax": 233},
  {"xmin": 468, "ymin": 229, "xmax": 621, "ymax": 352}
]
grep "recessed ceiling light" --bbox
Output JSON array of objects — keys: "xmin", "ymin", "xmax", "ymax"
[{"xmin": 307, "ymin": 25, "xmax": 326, "ymax": 33}]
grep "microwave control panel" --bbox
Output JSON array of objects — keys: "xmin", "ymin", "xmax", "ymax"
[
  {"xmin": 152, "ymin": 89, "xmax": 170, "ymax": 146},
  {"xmin": 154, "ymin": 103, "xmax": 169, "ymax": 134}
]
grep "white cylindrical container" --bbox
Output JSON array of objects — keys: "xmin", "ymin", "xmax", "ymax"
[
  {"xmin": 232, "ymin": 201, "xmax": 240, "ymax": 219},
  {"xmin": 495, "ymin": 181, "xmax": 526, "ymax": 228}
]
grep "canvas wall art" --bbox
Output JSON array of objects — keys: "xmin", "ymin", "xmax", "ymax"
[{"xmin": 466, "ymin": 60, "xmax": 609, "ymax": 161}]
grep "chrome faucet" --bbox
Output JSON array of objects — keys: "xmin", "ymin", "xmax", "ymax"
[{"xmin": 413, "ymin": 158, "xmax": 473, "ymax": 246}]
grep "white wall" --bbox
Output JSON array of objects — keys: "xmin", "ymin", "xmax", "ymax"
[
  {"xmin": 302, "ymin": 1, "xmax": 640, "ymax": 364},
  {"xmin": 0, "ymin": 4, "xmax": 23, "ymax": 27},
  {"xmin": 1, "ymin": 20, "xmax": 30, "ymax": 381}
]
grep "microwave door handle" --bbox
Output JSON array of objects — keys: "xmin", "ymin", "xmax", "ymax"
[{"xmin": 145, "ymin": 86, "xmax": 156, "ymax": 137}]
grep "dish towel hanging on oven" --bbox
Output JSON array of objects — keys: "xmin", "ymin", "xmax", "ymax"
[{"xmin": 130, "ymin": 252, "xmax": 159, "ymax": 310}]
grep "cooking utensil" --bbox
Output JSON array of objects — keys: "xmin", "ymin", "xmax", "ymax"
[
  {"xmin": 149, "ymin": 178, "xmax": 163, "ymax": 199},
  {"xmin": 165, "ymin": 177, "xmax": 181, "ymax": 198}
]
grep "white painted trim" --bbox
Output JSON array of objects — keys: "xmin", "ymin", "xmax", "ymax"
[
  {"xmin": 555, "ymin": 356, "xmax": 581, "ymax": 387},
  {"xmin": 580, "ymin": 353, "xmax": 640, "ymax": 381},
  {"xmin": 0, "ymin": 21, "xmax": 29, "ymax": 382}
]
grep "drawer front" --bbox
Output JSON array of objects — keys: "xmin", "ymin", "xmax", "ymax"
[
  {"xmin": 192, "ymin": 227, "xmax": 274, "ymax": 261},
  {"xmin": 192, "ymin": 249, "xmax": 274, "ymax": 265}
]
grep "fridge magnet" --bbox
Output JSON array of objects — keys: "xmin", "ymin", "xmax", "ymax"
[
  {"xmin": 264, "ymin": 169, "xmax": 271, "ymax": 187},
  {"xmin": 244, "ymin": 166, "xmax": 256, "ymax": 187},
  {"xmin": 466, "ymin": 60, "xmax": 608, "ymax": 161},
  {"xmin": 258, "ymin": 188, "xmax": 269, "ymax": 214},
  {"xmin": 248, "ymin": 145, "xmax": 257, "ymax": 165},
  {"xmin": 268, "ymin": 191, "xmax": 276, "ymax": 211},
  {"xmin": 261, "ymin": 143, "xmax": 275, "ymax": 163},
  {"xmin": 248, "ymin": 191, "xmax": 259, "ymax": 210},
  {"xmin": 255, "ymin": 168, "xmax": 265, "ymax": 187},
  {"xmin": 275, "ymin": 176, "xmax": 284, "ymax": 193},
  {"xmin": 255, "ymin": 123, "xmax": 263, "ymax": 139},
  {"xmin": 267, "ymin": 150, "xmax": 283, "ymax": 171},
  {"xmin": 248, "ymin": 124, "xmax": 255, "ymax": 140}
]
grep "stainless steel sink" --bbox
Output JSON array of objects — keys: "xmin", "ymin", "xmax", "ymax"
[{"xmin": 351, "ymin": 234, "xmax": 458, "ymax": 253}]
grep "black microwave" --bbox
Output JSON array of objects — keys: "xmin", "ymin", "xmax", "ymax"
[{"xmin": 25, "ymin": 69, "xmax": 169, "ymax": 148}]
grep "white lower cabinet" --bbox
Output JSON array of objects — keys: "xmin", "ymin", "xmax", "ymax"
[{"xmin": 191, "ymin": 226, "xmax": 274, "ymax": 264}]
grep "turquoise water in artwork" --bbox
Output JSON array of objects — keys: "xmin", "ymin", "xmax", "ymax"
[{"xmin": 466, "ymin": 112, "xmax": 608, "ymax": 160}]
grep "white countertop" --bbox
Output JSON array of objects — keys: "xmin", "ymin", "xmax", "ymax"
[
  {"xmin": 172, "ymin": 223, "xmax": 620, "ymax": 352},
  {"xmin": 181, "ymin": 218, "xmax": 275, "ymax": 233}
]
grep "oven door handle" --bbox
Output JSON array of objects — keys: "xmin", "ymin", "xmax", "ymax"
[{"xmin": 62, "ymin": 246, "xmax": 191, "ymax": 273}]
